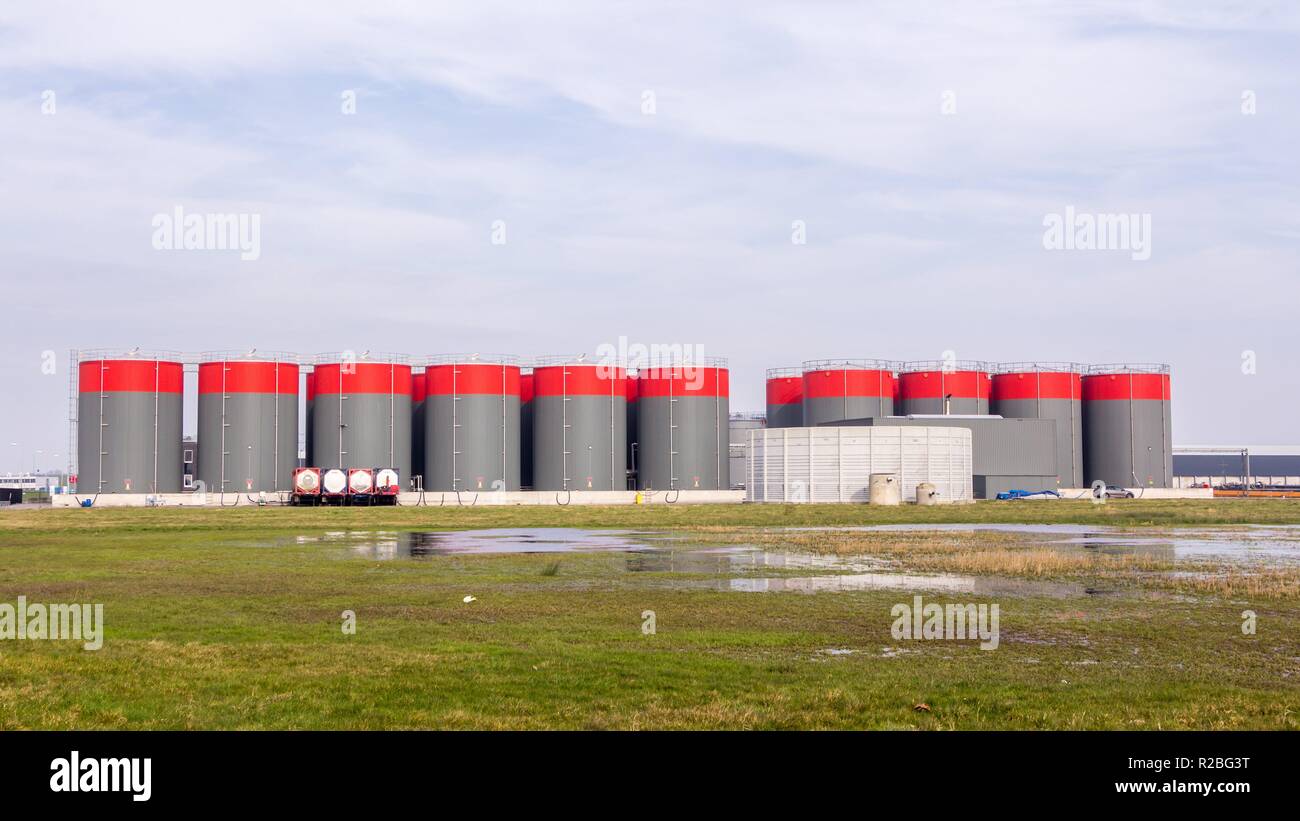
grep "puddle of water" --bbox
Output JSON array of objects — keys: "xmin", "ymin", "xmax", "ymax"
[
  {"xmin": 292, "ymin": 528, "xmax": 660, "ymax": 559},
  {"xmin": 808, "ymin": 524, "xmax": 1300, "ymax": 566},
  {"xmin": 713, "ymin": 572, "xmax": 1082, "ymax": 597}
]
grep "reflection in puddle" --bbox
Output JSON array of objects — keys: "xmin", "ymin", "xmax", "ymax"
[
  {"xmin": 815, "ymin": 524, "xmax": 1300, "ymax": 565},
  {"xmin": 715, "ymin": 572, "xmax": 1082, "ymax": 596}
]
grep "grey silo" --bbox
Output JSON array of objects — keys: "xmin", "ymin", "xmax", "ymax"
[
  {"xmin": 311, "ymin": 354, "xmax": 413, "ymax": 482},
  {"xmin": 765, "ymin": 367, "xmax": 804, "ymax": 428},
  {"xmin": 196, "ymin": 353, "xmax": 299, "ymax": 493},
  {"xmin": 636, "ymin": 359, "xmax": 729, "ymax": 491},
  {"xmin": 75, "ymin": 351, "xmax": 184, "ymax": 493},
  {"xmin": 898, "ymin": 360, "xmax": 993, "ymax": 415},
  {"xmin": 992, "ymin": 363, "xmax": 1083, "ymax": 488},
  {"xmin": 1082, "ymin": 364, "xmax": 1173, "ymax": 488},
  {"xmin": 800, "ymin": 359, "xmax": 895, "ymax": 426},
  {"xmin": 531, "ymin": 357, "xmax": 627, "ymax": 491},
  {"xmin": 423, "ymin": 355, "xmax": 521, "ymax": 492}
]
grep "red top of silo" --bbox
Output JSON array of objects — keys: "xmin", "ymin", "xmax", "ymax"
[
  {"xmin": 412, "ymin": 372, "xmax": 426, "ymax": 403},
  {"xmin": 533, "ymin": 363, "xmax": 627, "ymax": 397},
  {"xmin": 800, "ymin": 360, "xmax": 893, "ymax": 399},
  {"xmin": 78, "ymin": 359, "xmax": 184, "ymax": 393},
  {"xmin": 313, "ymin": 361, "xmax": 413, "ymax": 396},
  {"xmin": 636, "ymin": 364, "xmax": 728, "ymax": 398},
  {"xmin": 424, "ymin": 359, "xmax": 521, "ymax": 397},
  {"xmin": 306, "ymin": 370, "xmax": 316, "ymax": 401},
  {"xmin": 765, "ymin": 367, "xmax": 803, "ymax": 405},
  {"xmin": 1082, "ymin": 366, "xmax": 1171, "ymax": 401},
  {"xmin": 198, "ymin": 361, "xmax": 299, "ymax": 395},
  {"xmin": 992, "ymin": 364, "xmax": 1081, "ymax": 401},
  {"xmin": 520, "ymin": 372, "xmax": 534, "ymax": 404},
  {"xmin": 626, "ymin": 372, "xmax": 638, "ymax": 402},
  {"xmin": 899, "ymin": 361, "xmax": 992, "ymax": 400}
]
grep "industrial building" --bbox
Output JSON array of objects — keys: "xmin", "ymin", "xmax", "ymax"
[{"xmin": 60, "ymin": 348, "xmax": 1183, "ymax": 506}]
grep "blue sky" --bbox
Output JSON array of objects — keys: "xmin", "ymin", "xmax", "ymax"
[{"xmin": 1, "ymin": 1, "xmax": 1298, "ymax": 472}]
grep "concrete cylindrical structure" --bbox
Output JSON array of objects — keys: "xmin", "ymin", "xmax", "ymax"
[
  {"xmin": 411, "ymin": 369, "xmax": 426, "ymax": 486},
  {"xmin": 531, "ymin": 358, "xmax": 627, "ymax": 491},
  {"xmin": 636, "ymin": 359, "xmax": 729, "ymax": 490},
  {"xmin": 1083, "ymin": 364, "xmax": 1173, "ymax": 488},
  {"xmin": 899, "ymin": 361, "xmax": 992, "ymax": 415},
  {"xmin": 520, "ymin": 371, "xmax": 534, "ymax": 489},
  {"xmin": 765, "ymin": 367, "xmax": 803, "ymax": 428},
  {"xmin": 76, "ymin": 352, "xmax": 184, "ymax": 493},
  {"xmin": 423, "ymin": 355, "xmax": 521, "ymax": 491},
  {"xmin": 993, "ymin": 363, "xmax": 1083, "ymax": 488},
  {"xmin": 729, "ymin": 413, "xmax": 765, "ymax": 490},
  {"xmin": 869, "ymin": 473, "xmax": 901, "ymax": 506},
  {"xmin": 801, "ymin": 359, "xmax": 894, "ymax": 426},
  {"xmin": 312, "ymin": 355, "xmax": 412, "ymax": 482},
  {"xmin": 197, "ymin": 354, "xmax": 299, "ymax": 493}
]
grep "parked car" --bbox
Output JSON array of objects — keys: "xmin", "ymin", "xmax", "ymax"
[{"xmin": 1098, "ymin": 484, "xmax": 1135, "ymax": 499}]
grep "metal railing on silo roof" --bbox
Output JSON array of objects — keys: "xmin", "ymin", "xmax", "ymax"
[
  {"xmin": 1085, "ymin": 363, "xmax": 1171, "ymax": 375},
  {"xmin": 995, "ymin": 361, "xmax": 1084, "ymax": 374},
  {"xmin": 530, "ymin": 354, "xmax": 604, "ymax": 368},
  {"xmin": 314, "ymin": 351, "xmax": 413, "ymax": 365},
  {"xmin": 900, "ymin": 359, "xmax": 995, "ymax": 374},
  {"xmin": 74, "ymin": 347, "xmax": 187, "ymax": 365},
  {"xmin": 424, "ymin": 353, "xmax": 520, "ymax": 367},
  {"xmin": 765, "ymin": 366, "xmax": 802, "ymax": 379},
  {"xmin": 199, "ymin": 349, "xmax": 301, "ymax": 364},
  {"xmin": 801, "ymin": 358, "xmax": 896, "ymax": 373}
]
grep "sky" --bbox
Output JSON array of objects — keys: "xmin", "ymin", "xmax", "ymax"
[{"xmin": 0, "ymin": 1, "xmax": 1297, "ymax": 474}]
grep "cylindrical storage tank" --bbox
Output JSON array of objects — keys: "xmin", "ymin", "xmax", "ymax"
[
  {"xmin": 801, "ymin": 359, "xmax": 894, "ymax": 426},
  {"xmin": 312, "ymin": 354, "xmax": 412, "ymax": 483},
  {"xmin": 424, "ymin": 355, "xmax": 521, "ymax": 491},
  {"xmin": 1083, "ymin": 364, "xmax": 1172, "ymax": 488},
  {"xmin": 625, "ymin": 371, "xmax": 639, "ymax": 487},
  {"xmin": 411, "ymin": 369, "xmax": 426, "ymax": 485},
  {"xmin": 531, "ymin": 357, "xmax": 627, "ymax": 491},
  {"xmin": 520, "ymin": 370, "xmax": 534, "ymax": 489},
  {"xmin": 636, "ymin": 358, "xmax": 729, "ymax": 490},
  {"xmin": 993, "ymin": 362, "xmax": 1083, "ymax": 488},
  {"xmin": 76, "ymin": 351, "xmax": 184, "ymax": 493},
  {"xmin": 197, "ymin": 353, "xmax": 299, "ymax": 493},
  {"xmin": 899, "ymin": 361, "xmax": 992, "ymax": 415},
  {"xmin": 870, "ymin": 473, "xmax": 901, "ymax": 506},
  {"xmin": 305, "ymin": 369, "xmax": 315, "ymax": 466},
  {"xmin": 916, "ymin": 481, "xmax": 939, "ymax": 505},
  {"xmin": 765, "ymin": 367, "xmax": 803, "ymax": 428}
]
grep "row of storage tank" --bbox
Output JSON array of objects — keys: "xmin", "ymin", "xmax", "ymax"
[
  {"xmin": 74, "ymin": 352, "xmax": 729, "ymax": 494},
  {"xmin": 766, "ymin": 360, "xmax": 1173, "ymax": 488}
]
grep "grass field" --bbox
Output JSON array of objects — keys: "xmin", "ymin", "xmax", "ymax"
[{"xmin": 1, "ymin": 499, "xmax": 1298, "ymax": 729}]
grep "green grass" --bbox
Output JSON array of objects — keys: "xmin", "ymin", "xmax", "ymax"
[{"xmin": 0, "ymin": 500, "xmax": 1297, "ymax": 729}]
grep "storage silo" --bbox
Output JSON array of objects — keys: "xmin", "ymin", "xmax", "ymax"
[
  {"xmin": 765, "ymin": 367, "xmax": 803, "ymax": 428},
  {"xmin": 312, "ymin": 354, "xmax": 412, "ymax": 483},
  {"xmin": 636, "ymin": 358, "xmax": 729, "ymax": 490},
  {"xmin": 1083, "ymin": 364, "xmax": 1173, "ymax": 488},
  {"xmin": 411, "ymin": 369, "xmax": 426, "ymax": 486},
  {"xmin": 531, "ymin": 357, "xmax": 627, "ymax": 491},
  {"xmin": 424, "ymin": 355, "xmax": 521, "ymax": 492},
  {"xmin": 625, "ymin": 371, "xmax": 639, "ymax": 488},
  {"xmin": 801, "ymin": 359, "xmax": 894, "ymax": 426},
  {"xmin": 899, "ymin": 361, "xmax": 992, "ymax": 415},
  {"xmin": 76, "ymin": 350, "xmax": 184, "ymax": 493},
  {"xmin": 992, "ymin": 362, "xmax": 1083, "ymax": 488},
  {"xmin": 305, "ymin": 368, "xmax": 315, "ymax": 466},
  {"xmin": 519, "ymin": 370, "xmax": 534, "ymax": 489},
  {"xmin": 197, "ymin": 352, "xmax": 299, "ymax": 493}
]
